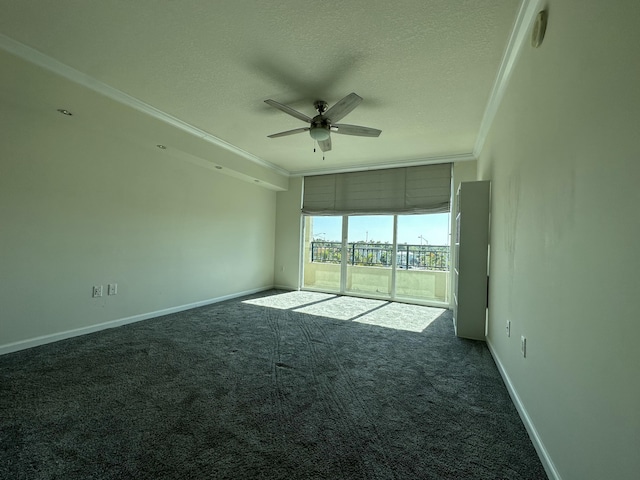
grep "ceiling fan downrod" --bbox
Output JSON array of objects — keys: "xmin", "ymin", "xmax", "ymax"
[{"xmin": 313, "ymin": 100, "xmax": 328, "ymax": 115}]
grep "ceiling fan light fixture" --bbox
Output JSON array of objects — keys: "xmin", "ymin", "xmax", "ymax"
[{"xmin": 309, "ymin": 126, "xmax": 330, "ymax": 142}]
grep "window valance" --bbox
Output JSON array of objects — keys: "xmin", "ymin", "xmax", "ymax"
[{"xmin": 302, "ymin": 163, "xmax": 452, "ymax": 215}]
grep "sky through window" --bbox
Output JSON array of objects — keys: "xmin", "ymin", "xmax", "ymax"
[{"xmin": 311, "ymin": 213, "xmax": 450, "ymax": 245}]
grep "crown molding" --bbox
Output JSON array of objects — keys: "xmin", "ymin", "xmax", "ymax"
[
  {"xmin": 473, "ymin": 0, "xmax": 543, "ymax": 158},
  {"xmin": 290, "ymin": 152, "xmax": 476, "ymax": 177},
  {"xmin": 0, "ymin": 34, "xmax": 290, "ymax": 178}
]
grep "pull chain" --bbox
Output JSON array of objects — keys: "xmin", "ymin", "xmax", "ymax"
[{"xmin": 312, "ymin": 141, "xmax": 325, "ymax": 159}]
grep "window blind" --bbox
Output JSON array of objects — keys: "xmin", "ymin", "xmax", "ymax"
[{"xmin": 302, "ymin": 163, "xmax": 452, "ymax": 215}]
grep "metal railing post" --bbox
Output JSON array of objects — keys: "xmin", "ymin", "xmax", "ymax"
[{"xmin": 405, "ymin": 244, "xmax": 409, "ymax": 270}]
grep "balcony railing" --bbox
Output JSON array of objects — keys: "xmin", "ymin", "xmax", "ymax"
[{"xmin": 310, "ymin": 242, "xmax": 450, "ymax": 271}]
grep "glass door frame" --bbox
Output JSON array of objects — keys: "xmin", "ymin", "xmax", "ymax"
[
  {"xmin": 301, "ymin": 213, "xmax": 450, "ymax": 307},
  {"xmin": 339, "ymin": 216, "xmax": 348, "ymax": 293}
]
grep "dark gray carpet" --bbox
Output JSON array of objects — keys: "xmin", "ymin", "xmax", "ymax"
[{"xmin": 0, "ymin": 290, "xmax": 548, "ymax": 479}]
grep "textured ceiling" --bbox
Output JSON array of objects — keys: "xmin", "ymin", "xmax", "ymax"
[{"xmin": 0, "ymin": 0, "xmax": 521, "ymax": 175}]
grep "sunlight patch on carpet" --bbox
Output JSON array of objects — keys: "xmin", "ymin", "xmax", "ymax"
[
  {"xmin": 354, "ymin": 302, "xmax": 446, "ymax": 332},
  {"xmin": 245, "ymin": 291, "xmax": 446, "ymax": 332},
  {"xmin": 294, "ymin": 296, "xmax": 387, "ymax": 320},
  {"xmin": 243, "ymin": 291, "xmax": 336, "ymax": 310}
]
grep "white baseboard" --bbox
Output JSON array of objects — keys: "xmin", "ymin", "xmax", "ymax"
[
  {"xmin": 486, "ymin": 338, "xmax": 562, "ymax": 480},
  {"xmin": 272, "ymin": 285, "xmax": 298, "ymax": 291},
  {"xmin": 0, "ymin": 286, "xmax": 273, "ymax": 356}
]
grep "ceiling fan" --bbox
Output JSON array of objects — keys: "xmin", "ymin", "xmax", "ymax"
[{"xmin": 264, "ymin": 92, "xmax": 381, "ymax": 152}]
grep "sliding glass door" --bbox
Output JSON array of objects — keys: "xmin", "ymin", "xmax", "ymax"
[
  {"xmin": 303, "ymin": 213, "xmax": 450, "ymax": 304},
  {"xmin": 303, "ymin": 216, "xmax": 342, "ymax": 292},
  {"xmin": 395, "ymin": 214, "xmax": 450, "ymax": 302},
  {"xmin": 346, "ymin": 215, "xmax": 394, "ymax": 296}
]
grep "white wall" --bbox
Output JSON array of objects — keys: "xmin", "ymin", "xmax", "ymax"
[
  {"xmin": 452, "ymin": 160, "xmax": 477, "ymax": 191},
  {"xmin": 478, "ymin": 1, "xmax": 640, "ymax": 479},
  {"xmin": 0, "ymin": 59, "xmax": 278, "ymax": 351},
  {"xmin": 274, "ymin": 177, "xmax": 303, "ymax": 289}
]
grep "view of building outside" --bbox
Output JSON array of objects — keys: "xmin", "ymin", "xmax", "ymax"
[
  {"xmin": 304, "ymin": 213, "xmax": 451, "ymax": 303},
  {"xmin": 309, "ymin": 214, "xmax": 450, "ymax": 270}
]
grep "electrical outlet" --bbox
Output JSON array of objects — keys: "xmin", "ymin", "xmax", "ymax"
[
  {"xmin": 521, "ymin": 336, "xmax": 527, "ymax": 358},
  {"xmin": 108, "ymin": 283, "xmax": 118, "ymax": 296},
  {"xmin": 92, "ymin": 285, "xmax": 103, "ymax": 298},
  {"xmin": 506, "ymin": 320, "xmax": 511, "ymax": 337}
]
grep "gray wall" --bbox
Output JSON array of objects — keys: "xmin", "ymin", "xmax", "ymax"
[{"xmin": 478, "ymin": 1, "xmax": 640, "ymax": 479}]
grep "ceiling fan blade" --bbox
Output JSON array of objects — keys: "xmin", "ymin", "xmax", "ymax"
[
  {"xmin": 324, "ymin": 92, "xmax": 362, "ymax": 123},
  {"xmin": 332, "ymin": 124, "xmax": 382, "ymax": 137},
  {"xmin": 318, "ymin": 136, "xmax": 332, "ymax": 152},
  {"xmin": 264, "ymin": 99, "xmax": 311, "ymax": 123},
  {"xmin": 267, "ymin": 127, "xmax": 310, "ymax": 138}
]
